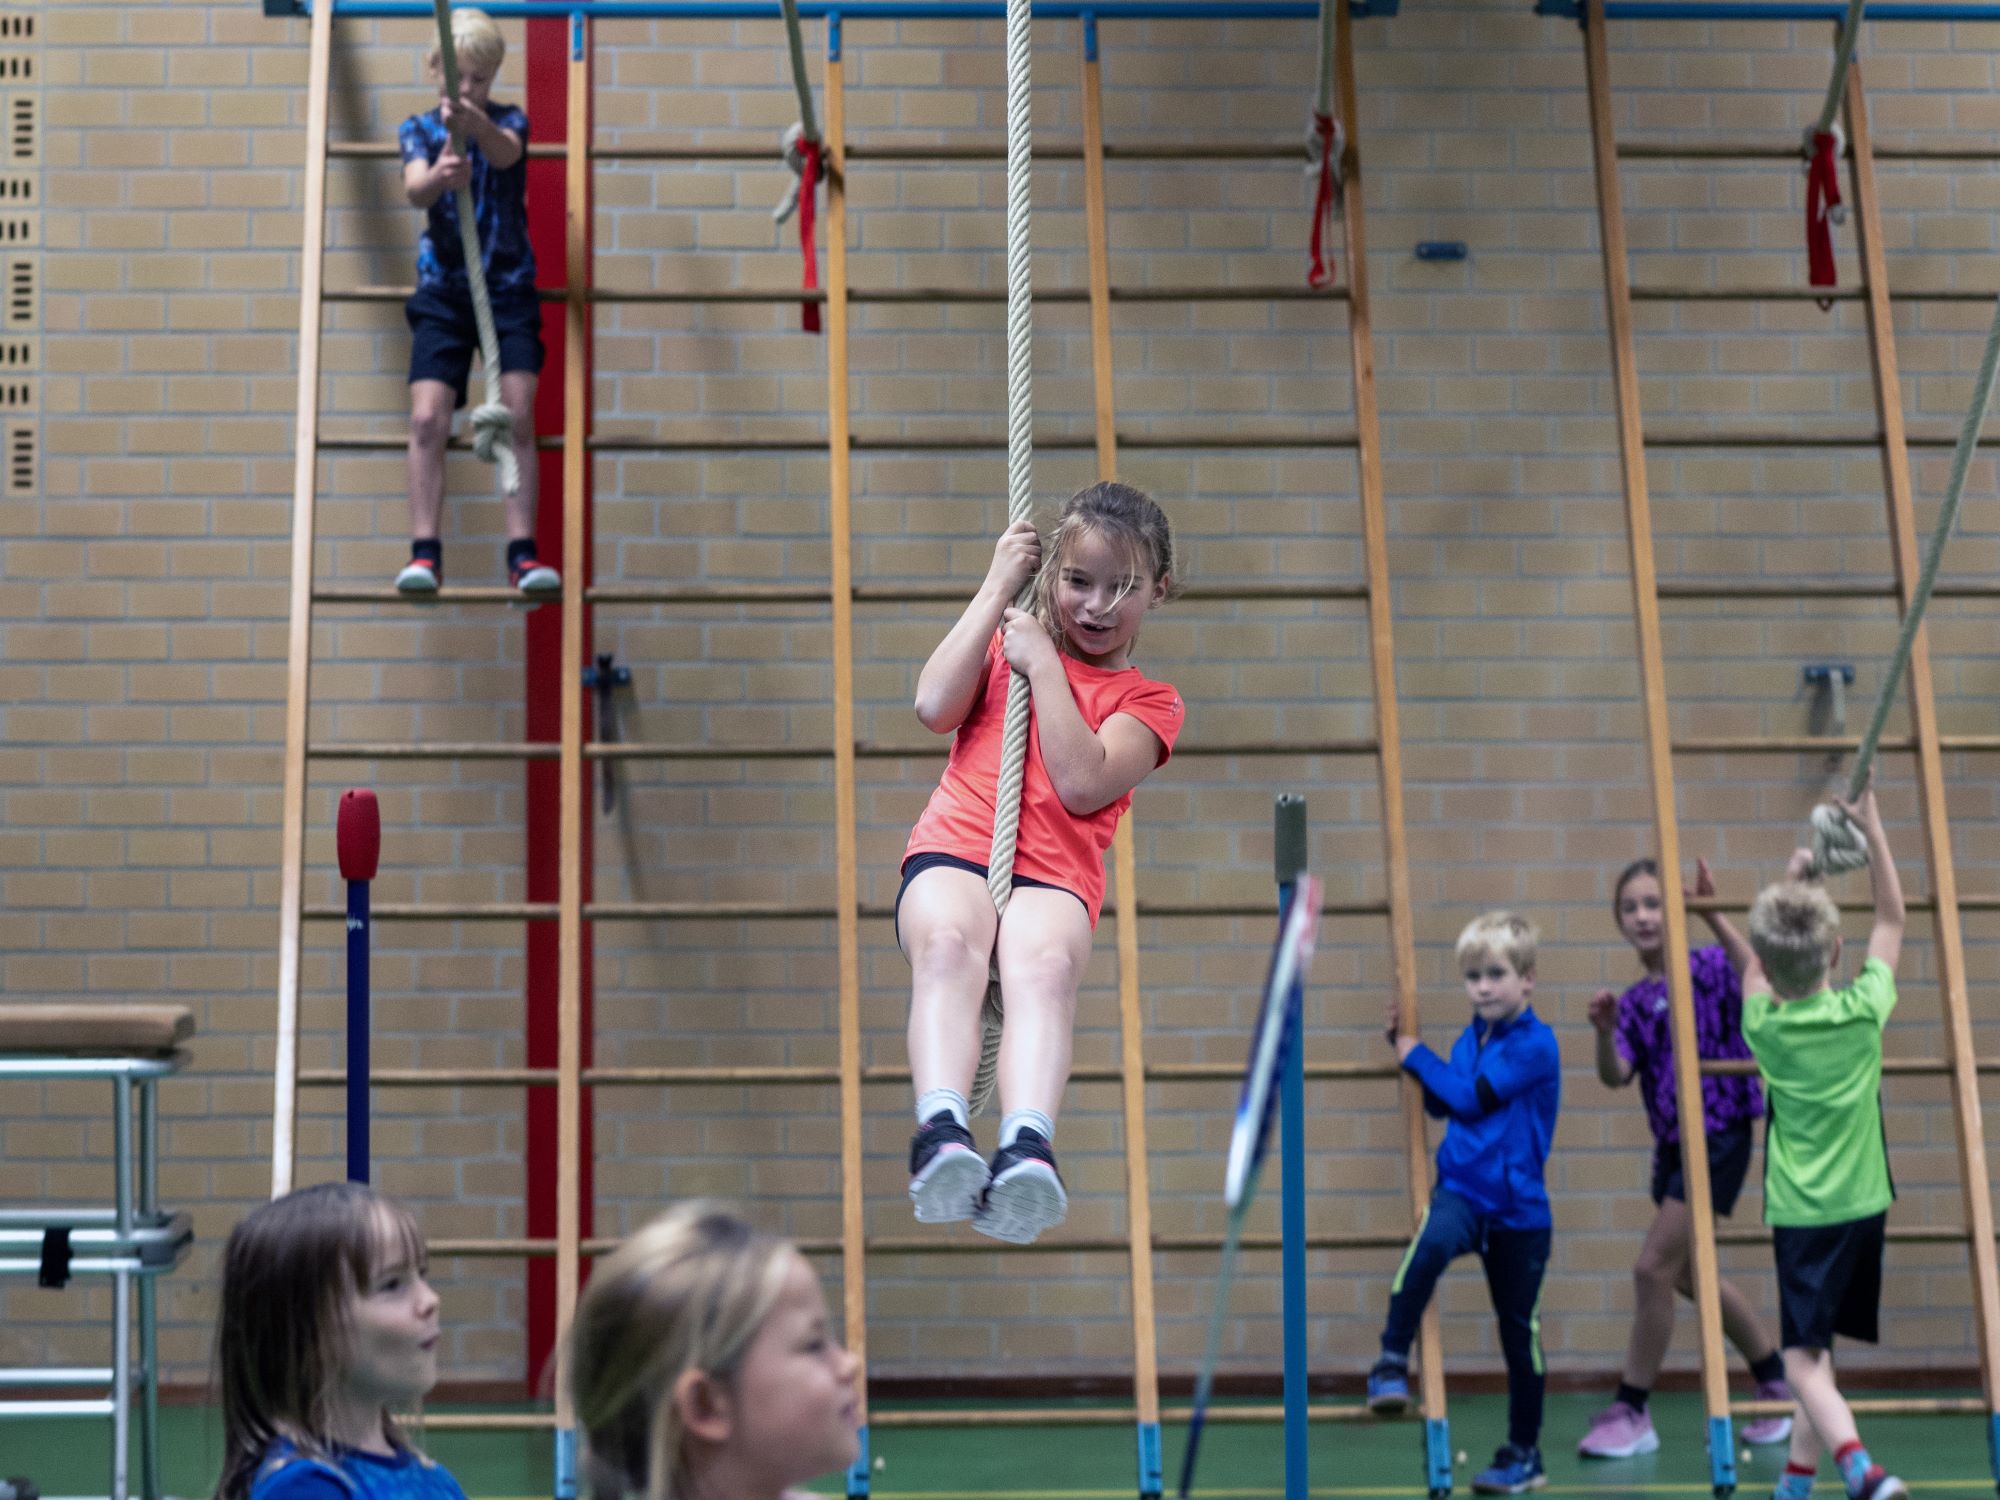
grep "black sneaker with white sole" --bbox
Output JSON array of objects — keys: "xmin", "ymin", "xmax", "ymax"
[
  {"xmin": 973, "ymin": 1127, "xmax": 1067, "ymax": 1244},
  {"xmin": 908, "ymin": 1111, "xmax": 988, "ymax": 1224}
]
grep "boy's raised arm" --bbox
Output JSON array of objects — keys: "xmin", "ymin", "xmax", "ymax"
[{"xmin": 1841, "ymin": 787, "xmax": 1904, "ymax": 972}]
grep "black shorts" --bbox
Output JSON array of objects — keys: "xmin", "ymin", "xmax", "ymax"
[
  {"xmin": 1651, "ymin": 1121, "xmax": 1754, "ymax": 1217},
  {"xmin": 406, "ymin": 282, "xmax": 545, "ymax": 407},
  {"xmin": 1772, "ymin": 1212, "xmax": 1886, "ymax": 1350},
  {"xmin": 894, "ymin": 852, "xmax": 1085, "ymax": 948}
]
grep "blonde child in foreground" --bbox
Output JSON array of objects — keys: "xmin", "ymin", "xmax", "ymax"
[
  {"xmin": 1742, "ymin": 784, "xmax": 1907, "ymax": 1500},
  {"xmin": 568, "ymin": 1202, "xmax": 861, "ymax": 1500}
]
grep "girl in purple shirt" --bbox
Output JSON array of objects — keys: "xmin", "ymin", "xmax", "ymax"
[{"xmin": 1578, "ymin": 857, "xmax": 1794, "ymax": 1461}]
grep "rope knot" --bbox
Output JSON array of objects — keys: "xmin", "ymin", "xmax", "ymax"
[
  {"xmin": 1808, "ymin": 800, "xmax": 1870, "ymax": 878},
  {"xmin": 1306, "ymin": 110, "xmax": 1344, "ymax": 289},
  {"xmin": 468, "ymin": 399, "xmax": 520, "ymax": 495}
]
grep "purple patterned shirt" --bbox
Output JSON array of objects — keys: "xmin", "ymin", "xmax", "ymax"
[{"xmin": 1614, "ymin": 943, "xmax": 1763, "ymax": 1146}]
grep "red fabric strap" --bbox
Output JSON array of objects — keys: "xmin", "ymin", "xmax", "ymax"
[
  {"xmin": 1805, "ymin": 129, "xmax": 1842, "ymax": 297},
  {"xmin": 1308, "ymin": 111, "xmax": 1338, "ymax": 289},
  {"xmin": 798, "ymin": 138, "xmax": 823, "ymax": 334}
]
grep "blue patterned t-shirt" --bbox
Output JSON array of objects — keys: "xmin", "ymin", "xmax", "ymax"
[
  {"xmin": 1615, "ymin": 942, "xmax": 1764, "ymax": 1146},
  {"xmin": 397, "ymin": 103, "xmax": 537, "ymax": 296},
  {"xmin": 249, "ymin": 1439, "xmax": 470, "ymax": 1500}
]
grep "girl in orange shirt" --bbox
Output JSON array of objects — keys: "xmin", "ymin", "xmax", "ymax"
[{"xmin": 898, "ymin": 482, "xmax": 1185, "ymax": 1244}]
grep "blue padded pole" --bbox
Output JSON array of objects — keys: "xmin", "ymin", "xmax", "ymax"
[
  {"xmin": 310, "ymin": 0, "xmax": 1389, "ymax": 18},
  {"xmin": 846, "ymin": 1424, "xmax": 871, "ymax": 1498},
  {"xmin": 554, "ymin": 1427, "xmax": 578, "ymax": 1500},
  {"xmin": 1274, "ymin": 795, "xmax": 1309, "ymax": 1500},
  {"xmin": 345, "ymin": 876, "xmax": 370, "ymax": 1182},
  {"xmin": 1538, "ymin": 0, "xmax": 2000, "ymax": 18},
  {"xmin": 335, "ymin": 789, "xmax": 380, "ymax": 1186}
]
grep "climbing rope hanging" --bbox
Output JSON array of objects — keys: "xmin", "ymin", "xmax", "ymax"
[
  {"xmin": 1810, "ymin": 290, "xmax": 2000, "ymax": 874},
  {"xmin": 970, "ymin": 0, "xmax": 1038, "ymax": 1117},
  {"xmin": 1803, "ymin": 0, "xmax": 1867, "ymax": 301},
  {"xmin": 772, "ymin": 0, "xmax": 825, "ymax": 334},
  {"xmin": 429, "ymin": 0, "xmax": 519, "ymax": 495},
  {"xmin": 1306, "ymin": 0, "xmax": 1342, "ymax": 288}
]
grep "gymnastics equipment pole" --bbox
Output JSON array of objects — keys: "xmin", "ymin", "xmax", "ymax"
[
  {"xmin": 1276, "ymin": 796, "xmax": 1310, "ymax": 1500},
  {"xmin": 337, "ymin": 789, "xmax": 380, "ymax": 1183}
]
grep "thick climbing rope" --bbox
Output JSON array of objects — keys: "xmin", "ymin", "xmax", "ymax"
[
  {"xmin": 969, "ymin": 0, "xmax": 1038, "ymax": 1118},
  {"xmin": 1306, "ymin": 0, "xmax": 1342, "ymax": 288},
  {"xmin": 1803, "ymin": 0, "xmax": 1867, "ymax": 298},
  {"xmin": 1810, "ymin": 290, "xmax": 2000, "ymax": 875},
  {"xmin": 429, "ymin": 0, "xmax": 519, "ymax": 495},
  {"xmin": 772, "ymin": 0, "xmax": 824, "ymax": 334}
]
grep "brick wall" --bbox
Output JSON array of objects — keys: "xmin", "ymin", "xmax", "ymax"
[{"xmin": 8, "ymin": 0, "xmax": 2000, "ymax": 1392}]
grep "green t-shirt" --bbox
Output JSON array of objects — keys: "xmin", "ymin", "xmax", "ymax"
[{"xmin": 1742, "ymin": 956, "xmax": 1896, "ymax": 1227}]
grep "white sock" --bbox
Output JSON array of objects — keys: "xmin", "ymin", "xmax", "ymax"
[
  {"xmin": 916, "ymin": 1089, "xmax": 969, "ymax": 1129},
  {"xmin": 1000, "ymin": 1109, "xmax": 1054, "ymax": 1149}
]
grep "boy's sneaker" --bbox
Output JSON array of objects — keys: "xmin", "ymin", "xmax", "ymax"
[
  {"xmin": 908, "ymin": 1111, "xmax": 987, "ymax": 1224},
  {"xmin": 1578, "ymin": 1400, "xmax": 1659, "ymax": 1458},
  {"xmin": 972, "ymin": 1127, "xmax": 1067, "ymax": 1244},
  {"xmin": 511, "ymin": 555, "xmax": 561, "ymax": 596},
  {"xmin": 395, "ymin": 556, "xmax": 441, "ymax": 594},
  {"xmin": 1365, "ymin": 1358, "xmax": 1410, "ymax": 1415},
  {"xmin": 1472, "ymin": 1445, "xmax": 1546, "ymax": 1495},
  {"xmin": 1849, "ymin": 1473, "xmax": 1908, "ymax": 1500},
  {"xmin": 1742, "ymin": 1378, "xmax": 1794, "ymax": 1445}
]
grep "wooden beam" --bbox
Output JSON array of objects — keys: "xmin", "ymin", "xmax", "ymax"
[
  {"xmin": 1582, "ymin": 0, "xmax": 1734, "ymax": 1440},
  {"xmin": 1079, "ymin": 22, "xmax": 1162, "ymax": 1453},
  {"xmin": 272, "ymin": 0, "xmax": 335, "ymax": 1200},
  {"xmin": 823, "ymin": 36, "xmax": 872, "ymax": 1434},
  {"xmin": 1844, "ymin": 60, "xmax": 2000, "ymax": 1420},
  {"xmin": 553, "ymin": 16, "xmax": 591, "ymax": 1444},
  {"xmin": 1333, "ymin": 1, "xmax": 1445, "ymax": 1435}
]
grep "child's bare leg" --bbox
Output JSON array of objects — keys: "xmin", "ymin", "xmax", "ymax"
[
  {"xmin": 1784, "ymin": 1347, "xmax": 1856, "ymax": 1460},
  {"xmin": 991, "ymin": 888, "xmax": 1092, "ymax": 1125},
  {"xmin": 407, "ymin": 379, "xmax": 457, "ymax": 542},
  {"xmin": 1621, "ymin": 1198, "xmax": 1686, "ymax": 1387},
  {"xmin": 901, "ymin": 866, "xmax": 998, "ymax": 1104},
  {"xmin": 500, "ymin": 369, "xmax": 538, "ymax": 541}
]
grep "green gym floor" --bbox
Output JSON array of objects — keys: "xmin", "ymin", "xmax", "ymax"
[{"xmin": 17, "ymin": 1393, "xmax": 2000, "ymax": 1498}]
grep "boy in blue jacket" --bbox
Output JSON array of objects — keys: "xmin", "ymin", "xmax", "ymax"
[{"xmin": 1368, "ymin": 911, "xmax": 1562, "ymax": 1495}]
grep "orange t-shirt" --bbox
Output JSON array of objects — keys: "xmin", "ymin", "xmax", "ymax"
[{"xmin": 903, "ymin": 636, "xmax": 1185, "ymax": 926}]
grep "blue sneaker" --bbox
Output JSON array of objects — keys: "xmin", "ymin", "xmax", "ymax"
[
  {"xmin": 1366, "ymin": 1358, "xmax": 1410, "ymax": 1415},
  {"xmin": 1472, "ymin": 1445, "xmax": 1545, "ymax": 1495}
]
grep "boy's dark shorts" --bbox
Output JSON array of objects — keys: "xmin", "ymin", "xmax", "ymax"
[
  {"xmin": 406, "ymin": 283, "xmax": 545, "ymax": 407},
  {"xmin": 1651, "ymin": 1120, "xmax": 1754, "ymax": 1216},
  {"xmin": 1772, "ymin": 1211, "xmax": 1886, "ymax": 1349}
]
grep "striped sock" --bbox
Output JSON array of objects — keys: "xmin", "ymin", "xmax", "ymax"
[
  {"xmin": 1774, "ymin": 1461, "xmax": 1816, "ymax": 1500},
  {"xmin": 1833, "ymin": 1441, "xmax": 1876, "ymax": 1497}
]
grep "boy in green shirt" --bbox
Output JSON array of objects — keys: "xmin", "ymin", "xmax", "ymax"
[{"xmin": 1741, "ymin": 783, "xmax": 1905, "ymax": 1500}]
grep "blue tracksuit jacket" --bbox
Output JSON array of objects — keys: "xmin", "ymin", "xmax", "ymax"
[{"xmin": 1400, "ymin": 1006, "xmax": 1561, "ymax": 1230}]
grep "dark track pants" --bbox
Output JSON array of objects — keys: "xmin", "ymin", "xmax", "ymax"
[{"xmin": 1379, "ymin": 1187, "xmax": 1551, "ymax": 1449}]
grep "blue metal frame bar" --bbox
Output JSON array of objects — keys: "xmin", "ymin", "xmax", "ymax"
[
  {"xmin": 1538, "ymin": 0, "xmax": 2000, "ymax": 18},
  {"xmin": 291, "ymin": 0, "xmax": 1395, "ymax": 19}
]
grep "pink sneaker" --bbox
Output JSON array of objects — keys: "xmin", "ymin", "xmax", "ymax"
[
  {"xmin": 1578, "ymin": 1400, "xmax": 1660, "ymax": 1459},
  {"xmin": 1742, "ymin": 1379, "xmax": 1795, "ymax": 1445}
]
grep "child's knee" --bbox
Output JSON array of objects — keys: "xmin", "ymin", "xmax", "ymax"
[
  {"xmin": 410, "ymin": 401, "xmax": 453, "ymax": 448},
  {"xmin": 908, "ymin": 922, "xmax": 988, "ymax": 983}
]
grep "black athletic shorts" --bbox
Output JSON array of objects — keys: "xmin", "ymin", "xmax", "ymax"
[
  {"xmin": 1772, "ymin": 1211, "xmax": 1886, "ymax": 1349},
  {"xmin": 894, "ymin": 851, "xmax": 1085, "ymax": 948},
  {"xmin": 1651, "ymin": 1120, "xmax": 1754, "ymax": 1217},
  {"xmin": 406, "ymin": 282, "xmax": 545, "ymax": 407}
]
